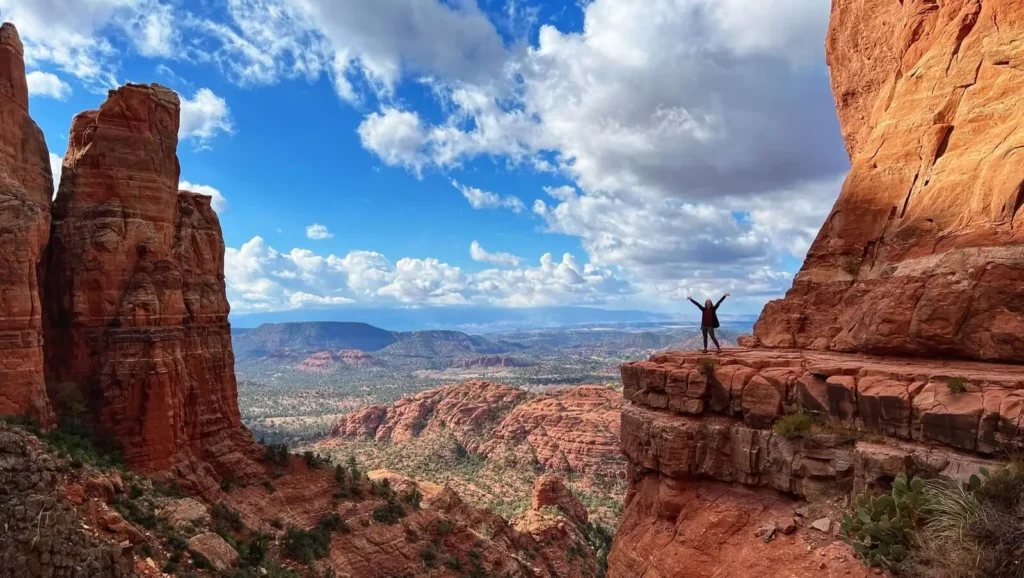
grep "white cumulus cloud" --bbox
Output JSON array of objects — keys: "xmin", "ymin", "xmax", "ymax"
[
  {"xmin": 306, "ymin": 224, "xmax": 334, "ymax": 240},
  {"xmin": 179, "ymin": 180, "xmax": 227, "ymax": 213},
  {"xmin": 26, "ymin": 71, "xmax": 72, "ymax": 99},
  {"xmin": 469, "ymin": 241, "xmax": 522, "ymax": 267},
  {"xmin": 452, "ymin": 180, "xmax": 524, "ymax": 213},
  {"xmin": 179, "ymin": 88, "xmax": 233, "ymax": 143}
]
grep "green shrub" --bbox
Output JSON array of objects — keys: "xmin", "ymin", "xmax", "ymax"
[
  {"xmin": 301, "ymin": 451, "xmax": 331, "ymax": 469},
  {"xmin": 212, "ymin": 503, "xmax": 244, "ymax": 533},
  {"xmin": 419, "ymin": 543, "xmax": 439, "ymax": 568},
  {"xmin": 42, "ymin": 417, "xmax": 124, "ymax": 469},
  {"xmin": 697, "ymin": 357, "xmax": 716, "ymax": 375},
  {"xmin": 946, "ymin": 376, "xmax": 968, "ymax": 395},
  {"xmin": 401, "ymin": 486, "xmax": 423, "ymax": 510},
  {"xmin": 372, "ymin": 498, "xmax": 407, "ymax": 524},
  {"xmin": 262, "ymin": 443, "xmax": 290, "ymax": 466},
  {"xmin": 280, "ymin": 513, "xmax": 350, "ymax": 564},
  {"xmin": 841, "ymin": 474, "xmax": 924, "ymax": 570},
  {"xmin": 773, "ymin": 412, "xmax": 814, "ymax": 440},
  {"xmin": 281, "ymin": 527, "xmax": 331, "ymax": 564}
]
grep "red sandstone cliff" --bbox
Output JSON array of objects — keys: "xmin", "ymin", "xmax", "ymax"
[
  {"xmin": 610, "ymin": 2, "xmax": 1024, "ymax": 576},
  {"xmin": 754, "ymin": 0, "xmax": 1024, "ymax": 362},
  {"xmin": 43, "ymin": 83, "xmax": 255, "ymax": 475},
  {"xmin": 0, "ymin": 23, "xmax": 55, "ymax": 428}
]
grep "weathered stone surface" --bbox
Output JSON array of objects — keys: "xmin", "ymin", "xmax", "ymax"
[
  {"xmin": 531, "ymin": 474, "xmax": 588, "ymax": 526},
  {"xmin": 622, "ymin": 349, "xmax": 1024, "ymax": 455},
  {"xmin": 44, "ymin": 83, "xmax": 256, "ymax": 476},
  {"xmin": 0, "ymin": 425, "xmax": 137, "ymax": 578},
  {"xmin": 328, "ymin": 381, "xmax": 624, "ymax": 481},
  {"xmin": 158, "ymin": 497, "xmax": 210, "ymax": 528},
  {"xmin": 187, "ymin": 532, "xmax": 238, "ymax": 572},
  {"xmin": 754, "ymin": 0, "xmax": 1024, "ymax": 362},
  {"xmin": 608, "ymin": 474, "xmax": 874, "ymax": 578},
  {"xmin": 0, "ymin": 23, "xmax": 55, "ymax": 428}
]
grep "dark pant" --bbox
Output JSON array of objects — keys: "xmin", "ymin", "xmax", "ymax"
[{"xmin": 701, "ymin": 326, "xmax": 720, "ymax": 351}]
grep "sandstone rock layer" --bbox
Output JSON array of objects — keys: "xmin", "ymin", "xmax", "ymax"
[
  {"xmin": 754, "ymin": 0, "xmax": 1024, "ymax": 362},
  {"xmin": 0, "ymin": 23, "xmax": 55, "ymax": 428},
  {"xmin": 44, "ymin": 84, "xmax": 253, "ymax": 473}
]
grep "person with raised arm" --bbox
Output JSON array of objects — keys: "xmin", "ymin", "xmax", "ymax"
[{"xmin": 687, "ymin": 293, "xmax": 729, "ymax": 353}]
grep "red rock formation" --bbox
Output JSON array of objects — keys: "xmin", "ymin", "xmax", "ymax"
[
  {"xmin": 327, "ymin": 381, "xmax": 624, "ymax": 481},
  {"xmin": 328, "ymin": 381, "xmax": 532, "ymax": 444},
  {"xmin": 754, "ymin": 0, "xmax": 1024, "ymax": 362},
  {"xmin": 0, "ymin": 23, "xmax": 55, "ymax": 428},
  {"xmin": 295, "ymin": 349, "xmax": 380, "ymax": 373},
  {"xmin": 609, "ymin": 476, "xmax": 874, "ymax": 578},
  {"xmin": 455, "ymin": 355, "xmax": 532, "ymax": 369},
  {"xmin": 611, "ymin": 349, "xmax": 1013, "ymax": 576},
  {"xmin": 529, "ymin": 474, "xmax": 588, "ymax": 526},
  {"xmin": 44, "ymin": 83, "xmax": 255, "ymax": 474}
]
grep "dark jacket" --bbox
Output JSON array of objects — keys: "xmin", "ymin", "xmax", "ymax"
[{"xmin": 689, "ymin": 295, "xmax": 727, "ymax": 329}]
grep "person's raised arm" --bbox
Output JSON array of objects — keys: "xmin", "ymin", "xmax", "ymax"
[
  {"xmin": 687, "ymin": 296, "xmax": 704, "ymax": 310},
  {"xmin": 714, "ymin": 293, "xmax": 730, "ymax": 309}
]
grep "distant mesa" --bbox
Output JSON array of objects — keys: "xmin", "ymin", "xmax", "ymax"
[
  {"xmin": 294, "ymin": 349, "xmax": 382, "ymax": 373},
  {"xmin": 232, "ymin": 321, "xmax": 398, "ymax": 357},
  {"xmin": 454, "ymin": 355, "xmax": 533, "ymax": 369},
  {"xmin": 233, "ymin": 321, "xmax": 520, "ymax": 359}
]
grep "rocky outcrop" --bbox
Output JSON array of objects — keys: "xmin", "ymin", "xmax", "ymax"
[
  {"xmin": 43, "ymin": 83, "xmax": 256, "ymax": 475},
  {"xmin": 530, "ymin": 474, "xmax": 588, "ymax": 526},
  {"xmin": 295, "ymin": 349, "xmax": 381, "ymax": 372},
  {"xmin": 611, "ymin": 349, "xmax": 1013, "ymax": 577},
  {"xmin": 328, "ymin": 381, "xmax": 532, "ymax": 444},
  {"xmin": 0, "ymin": 23, "xmax": 55, "ymax": 428},
  {"xmin": 327, "ymin": 381, "xmax": 624, "ymax": 480},
  {"xmin": 455, "ymin": 355, "xmax": 533, "ymax": 369},
  {"xmin": 754, "ymin": 0, "xmax": 1024, "ymax": 362},
  {"xmin": 612, "ymin": 8, "xmax": 1024, "ymax": 572},
  {"xmin": 0, "ymin": 425, "xmax": 137, "ymax": 578}
]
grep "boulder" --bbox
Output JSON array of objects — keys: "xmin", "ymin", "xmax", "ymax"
[{"xmin": 187, "ymin": 532, "xmax": 238, "ymax": 572}]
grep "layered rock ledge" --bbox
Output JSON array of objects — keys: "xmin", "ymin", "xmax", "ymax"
[{"xmin": 610, "ymin": 348, "xmax": 1018, "ymax": 577}]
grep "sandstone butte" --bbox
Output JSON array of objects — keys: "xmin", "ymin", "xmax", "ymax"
[
  {"xmin": 0, "ymin": 22, "xmax": 55, "ymax": 429},
  {"xmin": 0, "ymin": 23, "xmax": 602, "ymax": 578},
  {"xmin": 609, "ymin": 1, "xmax": 1024, "ymax": 576}
]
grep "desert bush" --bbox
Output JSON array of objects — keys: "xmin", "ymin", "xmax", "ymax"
[
  {"xmin": 841, "ymin": 474, "xmax": 924, "ymax": 570},
  {"xmin": 697, "ymin": 357, "xmax": 716, "ymax": 375},
  {"xmin": 774, "ymin": 412, "xmax": 813, "ymax": 440},
  {"xmin": 372, "ymin": 497, "xmax": 407, "ymax": 524},
  {"xmin": 899, "ymin": 464, "xmax": 1024, "ymax": 578},
  {"xmin": 841, "ymin": 255, "xmax": 862, "ymax": 276},
  {"xmin": 301, "ymin": 450, "xmax": 331, "ymax": 469},
  {"xmin": 212, "ymin": 503, "xmax": 245, "ymax": 533},
  {"xmin": 946, "ymin": 376, "xmax": 968, "ymax": 395},
  {"xmin": 261, "ymin": 443, "xmax": 290, "ymax": 466}
]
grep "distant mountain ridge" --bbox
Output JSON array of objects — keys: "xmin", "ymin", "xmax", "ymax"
[
  {"xmin": 230, "ymin": 306, "xmax": 675, "ymax": 332},
  {"xmin": 232, "ymin": 322, "xmax": 516, "ymax": 358}
]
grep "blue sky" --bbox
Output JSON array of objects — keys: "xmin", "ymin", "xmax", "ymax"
[{"xmin": 5, "ymin": 0, "xmax": 850, "ymax": 322}]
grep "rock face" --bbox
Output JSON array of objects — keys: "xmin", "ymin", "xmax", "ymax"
[
  {"xmin": 0, "ymin": 425, "xmax": 136, "ymax": 578},
  {"xmin": 754, "ymin": 0, "xmax": 1024, "ymax": 362},
  {"xmin": 0, "ymin": 23, "xmax": 55, "ymax": 428},
  {"xmin": 610, "ymin": 349, "xmax": 1011, "ymax": 577},
  {"xmin": 327, "ymin": 381, "xmax": 624, "ymax": 480},
  {"xmin": 43, "ymin": 83, "xmax": 253, "ymax": 473}
]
